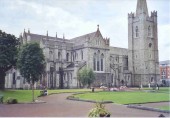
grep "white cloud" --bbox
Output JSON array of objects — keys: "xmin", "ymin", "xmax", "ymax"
[
  {"xmin": 158, "ymin": 25, "xmax": 170, "ymax": 61},
  {"xmin": 0, "ymin": 0, "xmax": 169, "ymax": 61}
]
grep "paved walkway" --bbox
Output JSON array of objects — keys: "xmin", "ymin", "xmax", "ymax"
[
  {"xmin": 141, "ymin": 102, "xmax": 170, "ymax": 109},
  {"xmin": 0, "ymin": 93, "xmax": 169, "ymax": 117}
]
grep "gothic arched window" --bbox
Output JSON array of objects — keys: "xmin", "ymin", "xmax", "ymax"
[
  {"xmin": 151, "ymin": 77, "xmax": 154, "ymax": 82},
  {"xmin": 66, "ymin": 53, "xmax": 69, "ymax": 61},
  {"xmin": 101, "ymin": 54, "xmax": 104, "ymax": 71},
  {"xmin": 97, "ymin": 51, "xmax": 100, "ymax": 71},
  {"xmin": 76, "ymin": 53, "xmax": 78, "ymax": 60},
  {"xmin": 148, "ymin": 26, "xmax": 151, "ymax": 36},
  {"xmin": 81, "ymin": 50, "xmax": 83, "ymax": 60},
  {"xmin": 135, "ymin": 26, "xmax": 139, "ymax": 37},
  {"xmin": 58, "ymin": 52, "xmax": 61, "ymax": 61},
  {"xmin": 93, "ymin": 53, "xmax": 96, "ymax": 71},
  {"xmin": 13, "ymin": 72, "xmax": 16, "ymax": 84},
  {"xmin": 50, "ymin": 50, "xmax": 53, "ymax": 60},
  {"xmin": 93, "ymin": 50, "xmax": 105, "ymax": 71}
]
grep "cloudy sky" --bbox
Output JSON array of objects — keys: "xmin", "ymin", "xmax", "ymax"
[{"xmin": 0, "ymin": 0, "xmax": 169, "ymax": 61}]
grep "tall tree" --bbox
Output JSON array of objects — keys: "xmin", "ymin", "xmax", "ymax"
[
  {"xmin": 0, "ymin": 30, "xmax": 19, "ymax": 90},
  {"xmin": 17, "ymin": 42, "xmax": 45, "ymax": 102},
  {"xmin": 78, "ymin": 68, "xmax": 95, "ymax": 88}
]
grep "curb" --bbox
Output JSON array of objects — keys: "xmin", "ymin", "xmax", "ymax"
[
  {"xmin": 67, "ymin": 92, "xmax": 113, "ymax": 104},
  {"xmin": 18, "ymin": 100, "xmax": 46, "ymax": 104},
  {"xmin": 127, "ymin": 105, "xmax": 170, "ymax": 113},
  {"xmin": 124, "ymin": 101, "xmax": 170, "ymax": 105},
  {"xmin": 67, "ymin": 97, "xmax": 113, "ymax": 104}
]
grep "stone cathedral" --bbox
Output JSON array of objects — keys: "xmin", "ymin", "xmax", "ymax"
[{"xmin": 5, "ymin": 0, "xmax": 160, "ymax": 89}]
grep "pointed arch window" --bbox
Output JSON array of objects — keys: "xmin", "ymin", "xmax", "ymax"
[
  {"xmin": 13, "ymin": 72, "xmax": 16, "ymax": 84},
  {"xmin": 76, "ymin": 53, "xmax": 78, "ymax": 60},
  {"xmin": 93, "ymin": 53, "xmax": 96, "ymax": 71},
  {"xmin": 135, "ymin": 26, "xmax": 139, "ymax": 37},
  {"xmin": 66, "ymin": 53, "xmax": 69, "ymax": 61},
  {"xmin": 49, "ymin": 50, "xmax": 53, "ymax": 60},
  {"xmin": 81, "ymin": 50, "xmax": 83, "ymax": 60},
  {"xmin": 148, "ymin": 26, "xmax": 151, "ymax": 36},
  {"xmin": 58, "ymin": 52, "xmax": 61, "ymax": 61},
  {"xmin": 93, "ymin": 50, "xmax": 105, "ymax": 71},
  {"xmin": 97, "ymin": 50, "xmax": 100, "ymax": 71},
  {"xmin": 101, "ymin": 54, "xmax": 104, "ymax": 71}
]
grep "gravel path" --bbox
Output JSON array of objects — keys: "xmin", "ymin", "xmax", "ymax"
[{"xmin": 0, "ymin": 93, "xmax": 169, "ymax": 117}]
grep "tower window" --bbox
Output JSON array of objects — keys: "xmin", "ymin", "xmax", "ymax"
[
  {"xmin": 148, "ymin": 26, "xmax": 151, "ymax": 36},
  {"xmin": 149, "ymin": 43, "xmax": 152, "ymax": 48},
  {"xmin": 135, "ymin": 26, "xmax": 139, "ymax": 37}
]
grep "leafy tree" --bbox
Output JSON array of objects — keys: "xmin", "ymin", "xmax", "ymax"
[
  {"xmin": 0, "ymin": 30, "xmax": 19, "ymax": 90},
  {"xmin": 78, "ymin": 68, "xmax": 95, "ymax": 88},
  {"xmin": 17, "ymin": 42, "xmax": 45, "ymax": 102}
]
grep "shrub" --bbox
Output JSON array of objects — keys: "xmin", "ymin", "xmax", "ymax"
[
  {"xmin": 88, "ymin": 102, "xmax": 111, "ymax": 117},
  {"xmin": 66, "ymin": 96, "xmax": 74, "ymax": 99},
  {"xmin": 6, "ymin": 97, "xmax": 18, "ymax": 104}
]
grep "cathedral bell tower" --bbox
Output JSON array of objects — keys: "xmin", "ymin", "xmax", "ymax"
[{"xmin": 128, "ymin": 0, "xmax": 159, "ymax": 86}]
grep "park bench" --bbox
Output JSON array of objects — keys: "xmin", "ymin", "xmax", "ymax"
[{"xmin": 0, "ymin": 94, "xmax": 3, "ymax": 103}]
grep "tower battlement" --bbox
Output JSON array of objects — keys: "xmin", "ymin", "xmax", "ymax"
[
  {"xmin": 151, "ymin": 11, "xmax": 157, "ymax": 17},
  {"xmin": 128, "ymin": 12, "xmax": 135, "ymax": 18}
]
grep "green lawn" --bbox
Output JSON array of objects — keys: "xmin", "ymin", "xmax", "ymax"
[
  {"xmin": 143, "ymin": 87, "xmax": 170, "ymax": 93},
  {"xmin": 74, "ymin": 91, "xmax": 170, "ymax": 104},
  {"xmin": 0, "ymin": 90, "xmax": 40, "ymax": 103},
  {"xmin": 0, "ymin": 88, "xmax": 169, "ymax": 104},
  {"xmin": 0, "ymin": 89, "xmax": 93, "ymax": 103},
  {"xmin": 159, "ymin": 106, "xmax": 170, "ymax": 111}
]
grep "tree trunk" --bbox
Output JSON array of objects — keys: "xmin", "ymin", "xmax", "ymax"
[
  {"xmin": 0, "ymin": 72, "xmax": 6, "ymax": 90},
  {"xmin": 32, "ymin": 82, "xmax": 35, "ymax": 102}
]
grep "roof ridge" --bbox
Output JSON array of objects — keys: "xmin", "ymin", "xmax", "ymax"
[
  {"xmin": 71, "ymin": 31, "xmax": 96, "ymax": 40},
  {"xmin": 25, "ymin": 32, "xmax": 70, "ymax": 40}
]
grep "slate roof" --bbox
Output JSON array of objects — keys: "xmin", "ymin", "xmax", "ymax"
[
  {"xmin": 70, "ymin": 31, "xmax": 96, "ymax": 43},
  {"xmin": 23, "ymin": 32, "xmax": 74, "ymax": 47},
  {"xmin": 23, "ymin": 29, "xmax": 101, "ymax": 46},
  {"xmin": 24, "ymin": 32, "xmax": 70, "ymax": 42}
]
